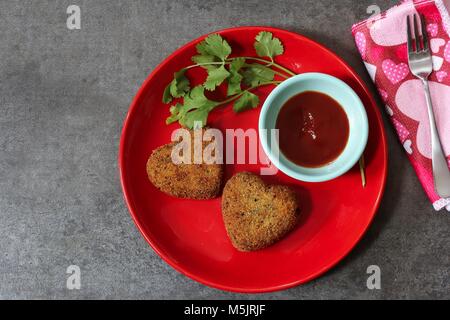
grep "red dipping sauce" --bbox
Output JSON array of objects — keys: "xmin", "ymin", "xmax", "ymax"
[{"xmin": 276, "ymin": 91, "xmax": 350, "ymax": 168}]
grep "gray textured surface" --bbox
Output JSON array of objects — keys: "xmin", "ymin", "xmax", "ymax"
[{"xmin": 0, "ymin": 0, "xmax": 448, "ymax": 300}]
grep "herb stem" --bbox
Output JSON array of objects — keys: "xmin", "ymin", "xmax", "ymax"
[
  {"xmin": 184, "ymin": 62, "xmax": 225, "ymax": 70},
  {"xmin": 214, "ymin": 81, "xmax": 282, "ymax": 107},
  {"xmin": 184, "ymin": 58, "xmax": 296, "ymax": 79},
  {"xmin": 272, "ymin": 70, "xmax": 289, "ymax": 79},
  {"xmin": 242, "ymin": 62, "xmax": 289, "ymax": 79},
  {"xmin": 230, "ymin": 57, "xmax": 297, "ymax": 77},
  {"xmin": 359, "ymin": 155, "xmax": 366, "ymax": 187}
]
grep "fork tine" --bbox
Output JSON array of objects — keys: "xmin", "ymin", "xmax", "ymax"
[
  {"xmin": 407, "ymin": 15, "xmax": 414, "ymax": 54},
  {"xmin": 413, "ymin": 14, "xmax": 421, "ymax": 51},
  {"xmin": 421, "ymin": 14, "xmax": 429, "ymax": 51}
]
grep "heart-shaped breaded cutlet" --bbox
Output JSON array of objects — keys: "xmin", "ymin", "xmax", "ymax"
[
  {"xmin": 146, "ymin": 129, "xmax": 223, "ymax": 200},
  {"xmin": 222, "ymin": 172, "xmax": 300, "ymax": 252}
]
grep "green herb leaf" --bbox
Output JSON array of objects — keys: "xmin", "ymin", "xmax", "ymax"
[
  {"xmin": 254, "ymin": 32, "xmax": 284, "ymax": 61},
  {"xmin": 242, "ymin": 63, "xmax": 275, "ymax": 87},
  {"xmin": 192, "ymin": 54, "xmax": 220, "ymax": 70},
  {"xmin": 180, "ymin": 107, "xmax": 212, "ymax": 129},
  {"xmin": 227, "ymin": 75, "xmax": 243, "ymax": 96},
  {"xmin": 166, "ymin": 103, "xmax": 183, "ymax": 124},
  {"xmin": 230, "ymin": 57, "xmax": 246, "ymax": 71},
  {"xmin": 196, "ymin": 34, "xmax": 232, "ymax": 62},
  {"xmin": 169, "ymin": 86, "xmax": 219, "ymax": 129},
  {"xmin": 204, "ymin": 65, "xmax": 230, "ymax": 91},
  {"xmin": 167, "ymin": 70, "xmax": 190, "ymax": 100},
  {"xmin": 227, "ymin": 58, "xmax": 245, "ymax": 96},
  {"xmin": 163, "ymin": 30, "xmax": 290, "ymax": 128},
  {"xmin": 162, "ymin": 84, "xmax": 173, "ymax": 104},
  {"xmin": 233, "ymin": 91, "xmax": 260, "ymax": 113}
]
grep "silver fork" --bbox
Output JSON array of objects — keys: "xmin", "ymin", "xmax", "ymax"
[{"xmin": 407, "ymin": 14, "xmax": 450, "ymax": 198}]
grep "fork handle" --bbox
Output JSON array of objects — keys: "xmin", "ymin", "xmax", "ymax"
[{"xmin": 422, "ymin": 79, "xmax": 450, "ymax": 198}]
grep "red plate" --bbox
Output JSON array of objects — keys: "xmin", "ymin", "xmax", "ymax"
[{"xmin": 119, "ymin": 27, "xmax": 387, "ymax": 293}]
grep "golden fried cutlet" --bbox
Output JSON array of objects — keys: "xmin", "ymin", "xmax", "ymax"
[
  {"xmin": 146, "ymin": 129, "xmax": 223, "ymax": 200},
  {"xmin": 222, "ymin": 172, "xmax": 299, "ymax": 251}
]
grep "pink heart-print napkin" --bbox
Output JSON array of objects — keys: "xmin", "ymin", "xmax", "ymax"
[{"xmin": 352, "ymin": 0, "xmax": 450, "ymax": 211}]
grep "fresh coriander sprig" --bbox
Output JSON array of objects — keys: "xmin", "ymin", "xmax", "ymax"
[
  {"xmin": 161, "ymin": 32, "xmax": 367, "ymax": 187},
  {"xmin": 166, "ymin": 80, "xmax": 282, "ymax": 128},
  {"xmin": 162, "ymin": 32, "xmax": 296, "ymax": 129}
]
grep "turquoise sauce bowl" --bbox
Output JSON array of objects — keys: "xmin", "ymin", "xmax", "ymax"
[{"xmin": 259, "ymin": 73, "xmax": 369, "ymax": 183}]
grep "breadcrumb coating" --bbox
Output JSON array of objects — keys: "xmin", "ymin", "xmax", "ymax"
[
  {"xmin": 146, "ymin": 129, "xmax": 223, "ymax": 200},
  {"xmin": 222, "ymin": 172, "xmax": 300, "ymax": 251}
]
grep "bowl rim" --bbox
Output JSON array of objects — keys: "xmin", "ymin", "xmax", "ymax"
[{"xmin": 259, "ymin": 72, "xmax": 369, "ymax": 183}]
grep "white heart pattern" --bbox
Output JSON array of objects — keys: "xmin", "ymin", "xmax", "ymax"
[
  {"xmin": 430, "ymin": 38, "xmax": 446, "ymax": 53},
  {"xmin": 393, "ymin": 118, "xmax": 410, "ymax": 142},
  {"xmin": 404, "ymin": 140, "xmax": 413, "ymax": 154},
  {"xmin": 370, "ymin": 1, "xmax": 418, "ymax": 46},
  {"xmin": 382, "ymin": 59, "xmax": 409, "ymax": 84},
  {"xmin": 427, "ymin": 23, "xmax": 439, "ymax": 37},
  {"xmin": 385, "ymin": 105, "xmax": 394, "ymax": 116},
  {"xmin": 436, "ymin": 71, "xmax": 448, "ymax": 82},
  {"xmin": 432, "ymin": 55, "xmax": 444, "ymax": 71},
  {"xmin": 444, "ymin": 41, "xmax": 450, "ymax": 62},
  {"xmin": 378, "ymin": 89, "xmax": 388, "ymax": 102},
  {"xmin": 396, "ymin": 80, "xmax": 450, "ymax": 159},
  {"xmin": 364, "ymin": 62, "xmax": 377, "ymax": 81},
  {"xmin": 355, "ymin": 32, "xmax": 367, "ymax": 59}
]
